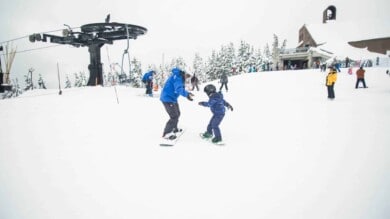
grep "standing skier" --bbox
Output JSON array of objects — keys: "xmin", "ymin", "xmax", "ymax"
[
  {"xmin": 326, "ymin": 66, "xmax": 337, "ymax": 100},
  {"xmin": 142, "ymin": 70, "xmax": 155, "ymax": 96},
  {"xmin": 355, "ymin": 66, "xmax": 367, "ymax": 88},
  {"xmin": 199, "ymin": 84, "xmax": 233, "ymax": 144},
  {"xmin": 219, "ymin": 73, "xmax": 228, "ymax": 92},
  {"xmin": 190, "ymin": 73, "xmax": 200, "ymax": 91},
  {"xmin": 160, "ymin": 67, "xmax": 194, "ymax": 140}
]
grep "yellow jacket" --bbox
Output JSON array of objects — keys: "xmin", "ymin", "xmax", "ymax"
[{"xmin": 326, "ymin": 70, "xmax": 337, "ymax": 86}]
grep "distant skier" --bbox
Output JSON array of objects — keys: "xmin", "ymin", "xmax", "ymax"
[
  {"xmin": 190, "ymin": 73, "xmax": 200, "ymax": 91},
  {"xmin": 142, "ymin": 70, "xmax": 156, "ymax": 96},
  {"xmin": 355, "ymin": 66, "xmax": 367, "ymax": 88},
  {"xmin": 326, "ymin": 66, "xmax": 337, "ymax": 100},
  {"xmin": 160, "ymin": 67, "xmax": 194, "ymax": 140},
  {"xmin": 199, "ymin": 84, "xmax": 233, "ymax": 144},
  {"xmin": 219, "ymin": 73, "xmax": 228, "ymax": 92}
]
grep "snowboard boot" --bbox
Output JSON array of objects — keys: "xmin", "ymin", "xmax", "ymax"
[
  {"xmin": 173, "ymin": 128, "xmax": 183, "ymax": 134},
  {"xmin": 201, "ymin": 132, "xmax": 213, "ymax": 139},
  {"xmin": 163, "ymin": 132, "xmax": 176, "ymax": 140},
  {"xmin": 211, "ymin": 137, "xmax": 222, "ymax": 144}
]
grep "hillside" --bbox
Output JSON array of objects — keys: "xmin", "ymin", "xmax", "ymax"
[{"xmin": 1, "ymin": 67, "xmax": 390, "ymax": 219}]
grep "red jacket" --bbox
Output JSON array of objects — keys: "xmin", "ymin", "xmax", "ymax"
[{"xmin": 356, "ymin": 69, "xmax": 365, "ymax": 78}]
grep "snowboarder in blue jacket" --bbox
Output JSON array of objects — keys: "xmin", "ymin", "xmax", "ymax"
[
  {"xmin": 142, "ymin": 70, "xmax": 155, "ymax": 96},
  {"xmin": 199, "ymin": 84, "xmax": 233, "ymax": 144},
  {"xmin": 160, "ymin": 67, "xmax": 194, "ymax": 140}
]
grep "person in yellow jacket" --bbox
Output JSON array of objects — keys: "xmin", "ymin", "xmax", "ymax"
[{"xmin": 326, "ymin": 66, "xmax": 337, "ymax": 99}]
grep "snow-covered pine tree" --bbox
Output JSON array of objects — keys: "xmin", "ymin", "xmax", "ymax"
[
  {"xmin": 263, "ymin": 43, "xmax": 272, "ymax": 71},
  {"xmin": 220, "ymin": 43, "xmax": 236, "ymax": 76},
  {"xmin": 271, "ymin": 34, "xmax": 287, "ymax": 70},
  {"xmin": 205, "ymin": 50, "xmax": 218, "ymax": 81},
  {"xmin": 192, "ymin": 53, "xmax": 206, "ymax": 83},
  {"xmin": 254, "ymin": 48, "xmax": 264, "ymax": 71},
  {"xmin": 12, "ymin": 78, "xmax": 23, "ymax": 97},
  {"xmin": 237, "ymin": 40, "xmax": 252, "ymax": 73},
  {"xmin": 37, "ymin": 74, "xmax": 47, "ymax": 89},
  {"xmin": 65, "ymin": 75, "xmax": 72, "ymax": 88},
  {"xmin": 23, "ymin": 73, "xmax": 33, "ymax": 91},
  {"xmin": 170, "ymin": 57, "xmax": 187, "ymax": 70},
  {"xmin": 130, "ymin": 57, "xmax": 143, "ymax": 88},
  {"xmin": 106, "ymin": 72, "xmax": 114, "ymax": 86},
  {"xmin": 74, "ymin": 73, "xmax": 83, "ymax": 87},
  {"xmin": 2, "ymin": 78, "xmax": 23, "ymax": 99}
]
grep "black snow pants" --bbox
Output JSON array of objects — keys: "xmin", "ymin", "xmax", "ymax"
[{"xmin": 162, "ymin": 102, "xmax": 181, "ymax": 136}]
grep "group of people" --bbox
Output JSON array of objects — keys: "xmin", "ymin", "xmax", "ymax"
[
  {"xmin": 141, "ymin": 64, "xmax": 370, "ymax": 143},
  {"xmin": 326, "ymin": 66, "xmax": 367, "ymax": 100},
  {"xmin": 142, "ymin": 68, "xmax": 233, "ymax": 145}
]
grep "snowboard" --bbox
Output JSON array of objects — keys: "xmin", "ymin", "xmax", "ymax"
[
  {"xmin": 159, "ymin": 129, "xmax": 185, "ymax": 146},
  {"xmin": 199, "ymin": 133, "xmax": 225, "ymax": 146},
  {"xmin": 137, "ymin": 93, "xmax": 160, "ymax": 98}
]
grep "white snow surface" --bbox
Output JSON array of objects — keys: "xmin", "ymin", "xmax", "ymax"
[{"xmin": 1, "ymin": 68, "xmax": 390, "ymax": 219}]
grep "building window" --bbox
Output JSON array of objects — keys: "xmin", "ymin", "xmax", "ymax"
[{"xmin": 323, "ymin": 5, "xmax": 337, "ymax": 23}]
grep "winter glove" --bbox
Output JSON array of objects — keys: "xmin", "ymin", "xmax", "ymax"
[
  {"xmin": 187, "ymin": 92, "xmax": 194, "ymax": 101},
  {"xmin": 226, "ymin": 103, "xmax": 233, "ymax": 111},
  {"xmin": 198, "ymin": 101, "xmax": 206, "ymax": 106}
]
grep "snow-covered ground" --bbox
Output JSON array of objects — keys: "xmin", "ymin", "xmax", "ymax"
[{"xmin": 1, "ymin": 67, "xmax": 390, "ymax": 219}]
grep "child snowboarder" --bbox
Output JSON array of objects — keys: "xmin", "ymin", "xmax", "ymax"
[{"xmin": 198, "ymin": 84, "xmax": 233, "ymax": 144}]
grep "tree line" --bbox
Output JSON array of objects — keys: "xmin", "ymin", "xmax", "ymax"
[{"xmin": 2, "ymin": 34, "xmax": 286, "ymax": 98}]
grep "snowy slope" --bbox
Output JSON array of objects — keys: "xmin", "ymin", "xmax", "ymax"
[{"xmin": 1, "ymin": 67, "xmax": 390, "ymax": 219}]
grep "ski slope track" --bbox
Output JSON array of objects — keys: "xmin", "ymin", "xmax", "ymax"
[{"xmin": 1, "ymin": 68, "xmax": 389, "ymax": 219}]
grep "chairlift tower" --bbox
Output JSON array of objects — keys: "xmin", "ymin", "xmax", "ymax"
[{"xmin": 30, "ymin": 21, "xmax": 147, "ymax": 86}]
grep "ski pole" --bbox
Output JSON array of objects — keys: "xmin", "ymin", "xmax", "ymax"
[{"xmin": 114, "ymin": 86, "xmax": 119, "ymax": 104}]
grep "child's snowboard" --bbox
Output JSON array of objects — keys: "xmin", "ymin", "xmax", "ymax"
[
  {"xmin": 159, "ymin": 130, "xmax": 185, "ymax": 146},
  {"xmin": 199, "ymin": 133, "xmax": 225, "ymax": 146}
]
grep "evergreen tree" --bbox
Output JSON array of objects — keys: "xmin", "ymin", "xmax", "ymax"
[
  {"xmin": 219, "ymin": 43, "xmax": 236, "ymax": 76},
  {"xmin": 237, "ymin": 40, "xmax": 252, "ymax": 73},
  {"xmin": 159, "ymin": 63, "xmax": 173, "ymax": 87},
  {"xmin": 254, "ymin": 48, "xmax": 264, "ymax": 71},
  {"xmin": 37, "ymin": 74, "xmax": 47, "ymax": 89},
  {"xmin": 74, "ymin": 72, "xmax": 87, "ymax": 87},
  {"xmin": 205, "ymin": 50, "xmax": 218, "ymax": 81},
  {"xmin": 12, "ymin": 78, "xmax": 23, "ymax": 97},
  {"xmin": 65, "ymin": 75, "xmax": 72, "ymax": 88},
  {"xmin": 130, "ymin": 57, "xmax": 143, "ymax": 88},
  {"xmin": 263, "ymin": 43, "xmax": 272, "ymax": 71},
  {"xmin": 80, "ymin": 72, "xmax": 87, "ymax": 86},
  {"xmin": 271, "ymin": 34, "xmax": 287, "ymax": 70},
  {"xmin": 23, "ymin": 73, "xmax": 34, "ymax": 91},
  {"xmin": 192, "ymin": 53, "xmax": 206, "ymax": 83},
  {"xmin": 2, "ymin": 78, "xmax": 23, "ymax": 99},
  {"xmin": 170, "ymin": 57, "xmax": 187, "ymax": 70}
]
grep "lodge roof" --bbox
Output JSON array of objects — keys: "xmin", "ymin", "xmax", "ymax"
[{"xmin": 301, "ymin": 20, "xmax": 390, "ymax": 60}]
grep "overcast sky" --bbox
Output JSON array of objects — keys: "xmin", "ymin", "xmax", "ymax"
[{"xmin": 1, "ymin": 0, "xmax": 389, "ymax": 87}]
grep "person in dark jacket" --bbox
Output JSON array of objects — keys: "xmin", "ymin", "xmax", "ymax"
[
  {"xmin": 142, "ymin": 70, "xmax": 155, "ymax": 96},
  {"xmin": 199, "ymin": 84, "xmax": 233, "ymax": 144},
  {"xmin": 190, "ymin": 73, "xmax": 200, "ymax": 91},
  {"xmin": 160, "ymin": 67, "xmax": 194, "ymax": 140},
  {"xmin": 219, "ymin": 73, "xmax": 228, "ymax": 92}
]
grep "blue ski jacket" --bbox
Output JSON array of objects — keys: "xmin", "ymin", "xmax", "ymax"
[
  {"xmin": 199, "ymin": 92, "xmax": 231, "ymax": 115},
  {"xmin": 160, "ymin": 68, "xmax": 190, "ymax": 103},
  {"xmin": 142, "ymin": 71, "xmax": 154, "ymax": 82}
]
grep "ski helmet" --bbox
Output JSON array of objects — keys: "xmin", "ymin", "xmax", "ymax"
[{"xmin": 204, "ymin": 84, "xmax": 216, "ymax": 96}]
